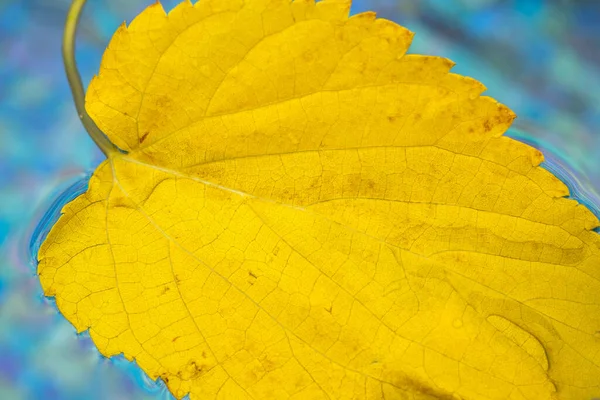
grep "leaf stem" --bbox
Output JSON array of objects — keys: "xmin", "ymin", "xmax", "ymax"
[{"xmin": 63, "ymin": 0, "xmax": 118, "ymax": 157}]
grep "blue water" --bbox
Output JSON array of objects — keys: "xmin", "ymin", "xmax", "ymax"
[{"xmin": 1, "ymin": 0, "xmax": 599, "ymax": 399}]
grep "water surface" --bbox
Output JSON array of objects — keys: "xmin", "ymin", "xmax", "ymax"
[{"xmin": 1, "ymin": 1, "xmax": 598, "ymax": 398}]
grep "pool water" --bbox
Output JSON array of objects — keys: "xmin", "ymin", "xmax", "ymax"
[{"xmin": 1, "ymin": 1, "xmax": 598, "ymax": 399}]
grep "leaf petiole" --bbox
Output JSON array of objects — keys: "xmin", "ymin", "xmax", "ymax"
[{"xmin": 63, "ymin": 0, "xmax": 119, "ymax": 157}]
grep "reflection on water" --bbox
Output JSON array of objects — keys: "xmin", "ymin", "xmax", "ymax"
[{"xmin": 1, "ymin": 0, "xmax": 599, "ymax": 399}]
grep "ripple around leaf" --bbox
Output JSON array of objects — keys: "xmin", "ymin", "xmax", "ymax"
[
  {"xmin": 507, "ymin": 126, "xmax": 600, "ymax": 232},
  {"xmin": 29, "ymin": 176, "xmax": 90, "ymax": 261}
]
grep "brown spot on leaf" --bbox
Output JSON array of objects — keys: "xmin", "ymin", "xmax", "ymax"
[
  {"xmin": 189, "ymin": 361, "xmax": 204, "ymax": 378},
  {"xmin": 155, "ymin": 95, "xmax": 172, "ymax": 108},
  {"xmin": 483, "ymin": 120, "xmax": 492, "ymax": 132},
  {"xmin": 388, "ymin": 373, "xmax": 456, "ymax": 400},
  {"xmin": 139, "ymin": 131, "xmax": 150, "ymax": 144},
  {"xmin": 259, "ymin": 354, "xmax": 277, "ymax": 371}
]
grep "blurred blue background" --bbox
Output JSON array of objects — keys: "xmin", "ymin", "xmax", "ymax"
[{"xmin": 0, "ymin": 0, "xmax": 599, "ymax": 399}]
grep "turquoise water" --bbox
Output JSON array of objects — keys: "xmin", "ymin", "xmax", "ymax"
[{"xmin": 1, "ymin": 0, "xmax": 599, "ymax": 399}]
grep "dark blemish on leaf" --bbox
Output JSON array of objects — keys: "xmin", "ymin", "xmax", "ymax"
[
  {"xmin": 190, "ymin": 361, "xmax": 204, "ymax": 377},
  {"xmin": 156, "ymin": 95, "xmax": 172, "ymax": 108},
  {"xmin": 347, "ymin": 174, "xmax": 362, "ymax": 191},
  {"xmin": 483, "ymin": 120, "xmax": 492, "ymax": 132},
  {"xmin": 325, "ymin": 305, "xmax": 333, "ymax": 314},
  {"xmin": 248, "ymin": 270, "xmax": 257, "ymax": 279},
  {"xmin": 140, "ymin": 131, "xmax": 150, "ymax": 143},
  {"xmin": 308, "ymin": 178, "xmax": 321, "ymax": 190},
  {"xmin": 452, "ymin": 252, "xmax": 467, "ymax": 263},
  {"xmin": 259, "ymin": 355, "xmax": 277, "ymax": 371},
  {"xmin": 387, "ymin": 116, "xmax": 397, "ymax": 122},
  {"xmin": 172, "ymin": 336, "xmax": 180, "ymax": 342},
  {"xmin": 389, "ymin": 373, "xmax": 456, "ymax": 400}
]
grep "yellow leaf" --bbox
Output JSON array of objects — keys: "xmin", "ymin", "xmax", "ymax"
[{"xmin": 38, "ymin": 0, "xmax": 600, "ymax": 399}]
